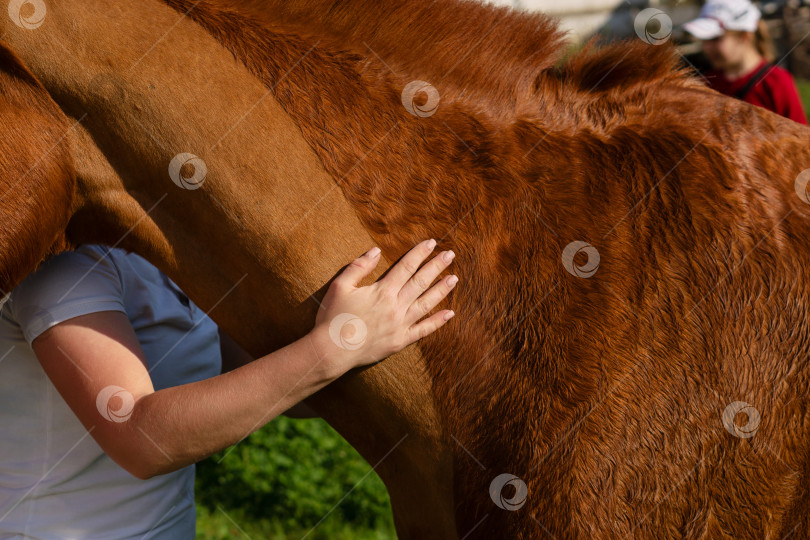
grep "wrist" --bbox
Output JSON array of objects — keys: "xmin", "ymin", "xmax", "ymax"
[{"xmin": 305, "ymin": 326, "xmax": 351, "ymax": 381}]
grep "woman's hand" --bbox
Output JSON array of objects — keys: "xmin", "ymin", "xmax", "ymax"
[
  {"xmin": 308, "ymin": 239, "xmax": 457, "ymax": 373},
  {"xmin": 30, "ymin": 239, "xmax": 456, "ymax": 478}
]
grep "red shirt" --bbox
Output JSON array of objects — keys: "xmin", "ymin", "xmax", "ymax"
[{"xmin": 705, "ymin": 60, "xmax": 808, "ymax": 125}]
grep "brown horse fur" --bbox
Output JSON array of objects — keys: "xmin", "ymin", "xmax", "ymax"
[
  {"xmin": 1, "ymin": 0, "xmax": 810, "ymax": 537},
  {"xmin": 0, "ymin": 2, "xmax": 456, "ymax": 537},
  {"xmin": 164, "ymin": 0, "xmax": 810, "ymax": 537},
  {"xmin": 0, "ymin": 45, "xmax": 74, "ymax": 295},
  {"xmin": 221, "ymin": 0, "xmax": 565, "ymax": 122}
]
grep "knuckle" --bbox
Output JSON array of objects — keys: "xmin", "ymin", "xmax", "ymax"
[
  {"xmin": 380, "ymin": 285, "xmax": 398, "ymax": 301},
  {"xmin": 331, "ymin": 277, "xmax": 349, "ymax": 292},
  {"xmin": 416, "ymin": 324, "xmax": 431, "ymax": 340},
  {"xmin": 416, "ymin": 298, "xmax": 431, "ymax": 316},
  {"xmin": 399, "ymin": 259, "xmax": 417, "ymax": 275},
  {"xmin": 350, "ymin": 258, "xmax": 368, "ymax": 270},
  {"xmin": 411, "ymin": 275, "xmax": 429, "ymax": 292}
]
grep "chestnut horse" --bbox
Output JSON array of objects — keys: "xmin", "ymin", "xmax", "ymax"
[
  {"xmin": 3, "ymin": 0, "xmax": 810, "ymax": 537},
  {"xmin": 0, "ymin": 2, "xmax": 455, "ymax": 537}
]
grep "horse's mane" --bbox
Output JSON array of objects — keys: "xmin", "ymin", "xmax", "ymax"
[
  {"xmin": 220, "ymin": 0, "xmax": 566, "ymax": 120},
  {"xmin": 216, "ymin": 0, "xmax": 697, "ymax": 123}
]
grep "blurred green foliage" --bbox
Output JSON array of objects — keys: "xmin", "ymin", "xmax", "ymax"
[
  {"xmin": 195, "ymin": 416, "xmax": 396, "ymax": 539},
  {"xmin": 796, "ymin": 78, "xmax": 810, "ymax": 118}
]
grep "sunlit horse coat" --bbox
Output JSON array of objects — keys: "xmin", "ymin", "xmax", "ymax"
[{"xmin": 2, "ymin": 0, "xmax": 810, "ymax": 537}]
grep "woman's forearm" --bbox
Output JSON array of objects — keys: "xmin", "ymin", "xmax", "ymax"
[
  {"xmin": 218, "ymin": 328, "xmax": 321, "ymax": 418},
  {"xmin": 35, "ymin": 241, "xmax": 455, "ymax": 479},
  {"xmin": 114, "ymin": 332, "xmax": 342, "ymax": 478}
]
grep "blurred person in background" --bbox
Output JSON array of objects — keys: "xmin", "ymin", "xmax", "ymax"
[{"xmin": 684, "ymin": 0, "xmax": 808, "ymax": 124}]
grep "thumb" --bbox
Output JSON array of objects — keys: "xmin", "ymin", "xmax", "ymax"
[{"xmin": 338, "ymin": 247, "xmax": 382, "ymax": 288}]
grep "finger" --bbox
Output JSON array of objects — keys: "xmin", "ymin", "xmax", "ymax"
[
  {"xmin": 379, "ymin": 239, "xmax": 436, "ymax": 293},
  {"xmin": 405, "ymin": 309, "xmax": 456, "ymax": 345},
  {"xmin": 405, "ymin": 274, "xmax": 458, "ymax": 324},
  {"xmin": 398, "ymin": 249, "xmax": 455, "ymax": 305},
  {"xmin": 336, "ymin": 247, "xmax": 382, "ymax": 288}
]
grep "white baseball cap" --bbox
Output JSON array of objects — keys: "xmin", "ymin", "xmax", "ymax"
[{"xmin": 683, "ymin": 0, "xmax": 761, "ymax": 40}]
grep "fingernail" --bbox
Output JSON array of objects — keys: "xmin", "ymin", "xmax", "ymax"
[
  {"xmin": 367, "ymin": 247, "xmax": 381, "ymax": 258},
  {"xmin": 426, "ymin": 239, "xmax": 437, "ymax": 250},
  {"xmin": 447, "ymin": 275, "xmax": 458, "ymax": 287},
  {"xmin": 443, "ymin": 250, "xmax": 455, "ymax": 263},
  {"xmin": 444, "ymin": 310, "xmax": 455, "ymax": 320}
]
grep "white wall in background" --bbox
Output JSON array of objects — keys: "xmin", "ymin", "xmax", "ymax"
[{"xmin": 482, "ymin": 0, "xmax": 699, "ymax": 42}]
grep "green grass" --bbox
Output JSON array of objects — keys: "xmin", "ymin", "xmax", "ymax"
[
  {"xmin": 194, "ymin": 416, "xmax": 396, "ymax": 540},
  {"xmin": 196, "ymin": 505, "xmax": 395, "ymax": 540},
  {"xmin": 796, "ymin": 78, "xmax": 810, "ymax": 117}
]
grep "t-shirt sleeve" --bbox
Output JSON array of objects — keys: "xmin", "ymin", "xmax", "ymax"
[{"xmin": 8, "ymin": 245, "xmax": 127, "ymax": 345}]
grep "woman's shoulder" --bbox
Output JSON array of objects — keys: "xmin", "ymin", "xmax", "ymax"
[
  {"xmin": 7, "ymin": 244, "xmax": 129, "ymax": 342},
  {"xmin": 75, "ymin": 244, "xmax": 127, "ymax": 264},
  {"xmin": 13, "ymin": 244, "xmax": 124, "ymax": 295},
  {"xmin": 75, "ymin": 245, "xmax": 158, "ymax": 283},
  {"xmin": 40, "ymin": 244, "xmax": 126, "ymax": 272}
]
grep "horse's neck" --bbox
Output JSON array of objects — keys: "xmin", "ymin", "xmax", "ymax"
[
  {"xmin": 0, "ymin": 2, "xmax": 454, "ymax": 535},
  {"xmin": 0, "ymin": 44, "xmax": 74, "ymax": 294},
  {"xmin": 3, "ymin": 1, "xmax": 342, "ymax": 342}
]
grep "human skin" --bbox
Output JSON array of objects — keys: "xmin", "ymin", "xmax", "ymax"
[
  {"xmin": 8, "ymin": 0, "xmax": 810, "ymax": 537},
  {"xmin": 702, "ymin": 32, "xmax": 763, "ymax": 78},
  {"xmin": 31, "ymin": 240, "xmax": 456, "ymax": 479},
  {"xmin": 0, "ymin": 1, "xmax": 459, "ymax": 537}
]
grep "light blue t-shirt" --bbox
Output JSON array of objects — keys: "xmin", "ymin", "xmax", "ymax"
[{"xmin": 0, "ymin": 245, "xmax": 222, "ymax": 539}]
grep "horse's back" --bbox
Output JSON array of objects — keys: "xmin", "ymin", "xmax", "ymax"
[{"xmin": 555, "ymin": 99, "xmax": 810, "ymax": 538}]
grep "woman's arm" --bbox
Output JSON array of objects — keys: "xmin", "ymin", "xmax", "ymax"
[
  {"xmin": 219, "ymin": 328, "xmax": 319, "ymax": 418},
  {"xmin": 33, "ymin": 240, "xmax": 456, "ymax": 479},
  {"xmin": 218, "ymin": 328, "xmax": 254, "ymax": 374}
]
